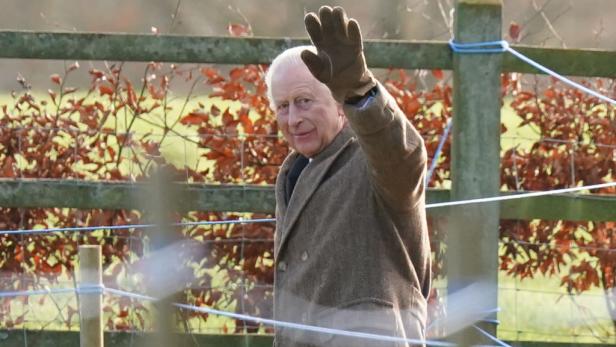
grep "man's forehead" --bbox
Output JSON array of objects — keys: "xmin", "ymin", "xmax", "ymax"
[
  {"xmin": 271, "ymin": 65, "xmax": 322, "ymax": 97},
  {"xmin": 272, "ymin": 63, "xmax": 314, "ymax": 83}
]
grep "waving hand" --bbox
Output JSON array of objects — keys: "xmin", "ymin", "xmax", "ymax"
[{"xmin": 301, "ymin": 6, "xmax": 376, "ymax": 102}]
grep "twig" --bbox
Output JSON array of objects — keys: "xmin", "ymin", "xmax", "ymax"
[
  {"xmin": 143, "ymin": 70, "xmax": 203, "ymax": 171},
  {"xmin": 435, "ymin": 0, "xmax": 453, "ymax": 38},
  {"xmin": 169, "ymin": 0, "xmax": 182, "ymax": 33},
  {"xmin": 95, "ymin": 62, "xmax": 125, "ymax": 143},
  {"xmin": 115, "ymin": 65, "xmax": 152, "ymax": 166}
]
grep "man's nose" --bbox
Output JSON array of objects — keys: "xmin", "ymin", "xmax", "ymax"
[{"xmin": 288, "ymin": 105, "xmax": 303, "ymax": 127}]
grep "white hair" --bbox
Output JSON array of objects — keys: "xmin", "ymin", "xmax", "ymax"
[{"xmin": 264, "ymin": 45, "xmax": 318, "ymax": 106}]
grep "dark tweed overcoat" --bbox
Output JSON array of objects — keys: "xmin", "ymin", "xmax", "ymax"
[{"xmin": 273, "ymin": 83, "xmax": 431, "ymax": 347}]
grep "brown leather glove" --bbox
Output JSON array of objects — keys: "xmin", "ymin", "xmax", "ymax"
[{"xmin": 301, "ymin": 6, "xmax": 377, "ymax": 103}]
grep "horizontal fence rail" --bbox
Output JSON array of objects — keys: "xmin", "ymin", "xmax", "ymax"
[
  {"xmin": 0, "ymin": 330, "xmax": 614, "ymax": 347},
  {"xmin": 0, "ymin": 179, "xmax": 614, "ymax": 221},
  {"xmin": 1, "ymin": 31, "xmax": 616, "ymax": 77},
  {"xmin": 1, "ymin": 8, "xmax": 615, "ymax": 346},
  {"xmin": 0, "ymin": 179, "xmax": 275, "ymax": 213},
  {"xmin": 0, "ymin": 330, "xmax": 274, "ymax": 347}
]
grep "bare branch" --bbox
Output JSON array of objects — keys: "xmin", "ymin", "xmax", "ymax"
[
  {"xmin": 39, "ymin": 11, "xmax": 77, "ymax": 32},
  {"xmin": 592, "ymin": 17, "xmax": 605, "ymax": 45},
  {"xmin": 169, "ymin": 0, "xmax": 183, "ymax": 33},
  {"xmin": 531, "ymin": 0, "xmax": 568, "ymax": 48},
  {"xmin": 226, "ymin": 4, "xmax": 253, "ymax": 35},
  {"xmin": 435, "ymin": 0, "xmax": 453, "ymax": 37}
]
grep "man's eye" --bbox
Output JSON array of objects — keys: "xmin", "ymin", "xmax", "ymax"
[
  {"xmin": 296, "ymin": 98, "xmax": 312, "ymax": 109},
  {"xmin": 276, "ymin": 103, "xmax": 289, "ymax": 112}
]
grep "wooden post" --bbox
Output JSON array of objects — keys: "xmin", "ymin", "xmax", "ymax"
[
  {"xmin": 448, "ymin": 0, "xmax": 502, "ymax": 345},
  {"xmin": 78, "ymin": 245, "xmax": 103, "ymax": 347},
  {"xmin": 138, "ymin": 168, "xmax": 180, "ymax": 347}
]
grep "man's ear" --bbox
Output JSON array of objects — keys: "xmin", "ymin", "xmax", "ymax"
[
  {"xmin": 337, "ymin": 103, "xmax": 345, "ymax": 118},
  {"xmin": 337, "ymin": 104, "xmax": 348, "ymax": 127}
]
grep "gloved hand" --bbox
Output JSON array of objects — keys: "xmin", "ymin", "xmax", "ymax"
[{"xmin": 301, "ymin": 6, "xmax": 377, "ymax": 103}]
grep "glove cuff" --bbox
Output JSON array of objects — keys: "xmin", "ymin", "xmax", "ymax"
[{"xmin": 341, "ymin": 71, "xmax": 377, "ymax": 103}]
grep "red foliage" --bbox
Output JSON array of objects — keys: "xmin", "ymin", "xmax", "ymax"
[
  {"xmin": 508, "ymin": 22, "xmax": 521, "ymax": 42},
  {"xmin": 500, "ymin": 75, "xmax": 616, "ymax": 304},
  {"xmin": 0, "ymin": 59, "xmax": 614, "ymax": 332}
]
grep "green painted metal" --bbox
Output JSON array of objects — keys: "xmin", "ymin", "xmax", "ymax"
[
  {"xmin": 1, "ymin": 30, "xmax": 616, "ymax": 77},
  {"xmin": 0, "ymin": 179, "xmax": 614, "ymax": 221},
  {"xmin": 448, "ymin": 0, "xmax": 502, "ymax": 344}
]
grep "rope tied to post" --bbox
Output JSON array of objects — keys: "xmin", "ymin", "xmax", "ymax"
[
  {"xmin": 76, "ymin": 284, "xmax": 105, "ymax": 295},
  {"xmin": 447, "ymin": 38, "xmax": 616, "ymax": 105},
  {"xmin": 424, "ymin": 38, "xmax": 616, "ymax": 186},
  {"xmin": 448, "ymin": 39, "xmax": 509, "ymax": 53}
]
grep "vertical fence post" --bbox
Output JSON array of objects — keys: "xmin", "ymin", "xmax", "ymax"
[
  {"xmin": 138, "ymin": 168, "xmax": 180, "ymax": 347},
  {"xmin": 78, "ymin": 245, "xmax": 103, "ymax": 347},
  {"xmin": 448, "ymin": 0, "xmax": 502, "ymax": 345}
]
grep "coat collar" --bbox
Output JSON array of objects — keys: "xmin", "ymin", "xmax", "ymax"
[{"xmin": 275, "ymin": 125, "xmax": 355, "ymax": 259}]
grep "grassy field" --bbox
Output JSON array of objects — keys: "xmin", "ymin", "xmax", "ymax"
[
  {"xmin": 6, "ymin": 270, "xmax": 614, "ymax": 343},
  {"xmin": 497, "ymin": 272, "xmax": 614, "ymax": 343},
  {"xmin": 1, "ymin": 92, "xmax": 614, "ymax": 344}
]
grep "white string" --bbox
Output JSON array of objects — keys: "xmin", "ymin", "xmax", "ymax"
[
  {"xmin": 0, "ymin": 288, "xmax": 75, "ymax": 298},
  {"xmin": 1, "ymin": 181, "xmax": 614, "ymax": 236},
  {"xmin": 426, "ymin": 181, "xmax": 616, "ymax": 209},
  {"xmin": 505, "ymin": 45, "xmax": 616, "ymax": 106},
  {"xmin": 0, "ymin": 285, "xmax": 104, "ymax": 298},
  {"xmin": 474, "ymin": 324, "xmax": 512, "ymax": 347},
  {"xmin": 104, "ymin": 287, "xmax": 455, "ymax": 347}
]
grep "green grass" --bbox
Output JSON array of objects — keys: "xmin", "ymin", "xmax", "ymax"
[
  {"xmin": 1, "ymin": 93, "xmax": 614, "ymax": 343},
  {"xmin": 6, "ymin": 273, "xmax": 614, "ymax": 342},
  {"xmin": 501, "ymin": 96, "xmax": 540, "ymax": 153},
  {"xmin": 498, "ymin": 273, "xmax": 614, "ymax": 343}
]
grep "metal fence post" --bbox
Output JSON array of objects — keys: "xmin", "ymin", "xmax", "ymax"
[
  {"xmin": 78, "ymin": 245, "xmax": 103, "ymax": 347},
  {"xmin": 448, "ymin": 0, "xmax": 503, "ymax": 345}
]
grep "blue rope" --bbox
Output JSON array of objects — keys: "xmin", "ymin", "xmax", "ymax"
[
  {"xmin": 427, "ymin": 40, "xmax": 507, "ymax": 187},
  {"xmin": 448, "ymin": 39, "xmax": 509, "ymax": 54},
  {"xmin": 3, "ymin": 41, "xmax": 616, "ymax": 236},
  {"xmin": 428, "ymin": 38, "xmax": 616, "ymax": 188},
  {"xmin": 449, "ymin": 39, "xmax": 616, "ymax": 105}
]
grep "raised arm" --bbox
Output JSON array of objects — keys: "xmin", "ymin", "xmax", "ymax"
[{"xmin": 301, "ymin": 6, "xmax": 427, "ymax": 210}]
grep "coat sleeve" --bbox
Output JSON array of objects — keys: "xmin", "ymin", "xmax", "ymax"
[{"xmin": 343, "ymin": 82, "xmax": 427, "ymax": 212}]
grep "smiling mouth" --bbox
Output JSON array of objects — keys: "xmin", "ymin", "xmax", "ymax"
[{"xmin": 293, "ymin": 130, "xmax": 314, "ymax": 138}]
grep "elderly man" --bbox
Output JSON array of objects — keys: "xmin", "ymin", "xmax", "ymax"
[{"xmin": 265, "ymin": 6, "xmax": 431, "ymax": 347}]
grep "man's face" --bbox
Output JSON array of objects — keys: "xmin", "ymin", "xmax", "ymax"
[{"xmin": 270, "ymin": 63, "xmax": 345, "ymax": 158}]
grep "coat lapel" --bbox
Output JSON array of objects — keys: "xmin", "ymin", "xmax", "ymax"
[
  {"xmin": 275, "ymin": 127, "xmax": 355, "ymax": 259},
  {"xmin": 275, "ymin": 152, "xmax": 298, "ymax": 216}
]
